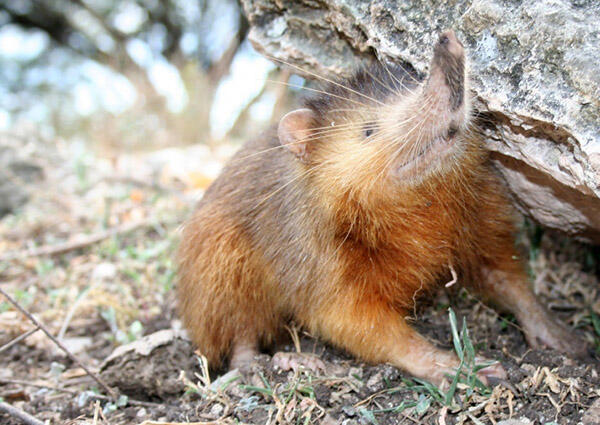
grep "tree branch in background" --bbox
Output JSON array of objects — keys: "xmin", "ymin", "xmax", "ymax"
[
  {"xmin": 225, "ymin": 80, "xmax": 269, "ymax": 140},
  {"xmin": 270, "ymin": 68, "xmax": 292, "ymax": 122},
  {"xmin": 225, "ymin": 68, "xmax": 291, "ymax": 140},
  {"xmin": 0, "ymin": 219, "xmax": 163, "ymax": 262},
  {"xmin": 207, "ymin": 6, "xmax": 249, "ymax": 84},
  {"xmin": 0, "ymin": 3, "xmax": 88, "ymax": 54},
  {"xmin": 0, "ymin": 0, "xmax": 257, "ymax": 148},
  {"xmin": 0, "ymin": 0, "xmax": 183, "ymax": 100},
  {"xmin": 153, "ymin": 0, "xmax": 184, "ymax": 59},
  {"xmin": 0, "ymin": 1, "xmax": 127, "ymax": 73},
  {"xmin": 70, "ymin": 0, "xmax": 127, "ymax": 43}
]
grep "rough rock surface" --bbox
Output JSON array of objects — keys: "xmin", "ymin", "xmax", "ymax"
[
  {"xmin": 582, "ymin": 398, "xmax": 600, "ymax": 425},
  {"xmin": 241, "ymin": 0, "xmax": 600, "ymax": 242}
]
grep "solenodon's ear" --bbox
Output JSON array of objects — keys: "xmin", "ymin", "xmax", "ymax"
[{"xmin": 278, "ymin": 108, "xmax": 316, "ymax": 162}]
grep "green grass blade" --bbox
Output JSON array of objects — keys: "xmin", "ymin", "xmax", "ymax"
[{"xmin": 448, "ymin": 308, "xmax": 463, "ymax": 361}]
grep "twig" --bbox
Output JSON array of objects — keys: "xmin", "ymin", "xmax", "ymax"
[
  {"xmin": 58, "ymin": 283, "xmax": 97, "ymax": 340},
  {"xmin": 0, "ymin": 379, "xmax": 166, "ymax": 408},
  {"xmin": 0, "ymin": 285, "xmax": 118, "ymax": 399},
  {"xmin": 93, "ymin": 400, "xmax": 100, "ymax": 425},
  {"xmin": 285, "ymin": 324, "xmax": 302, "ymax": 353},
  {"xmin": 0, "ymin": 401, "xmax": 45, "ymax": 425},
  {"xmin": 140, "ymin": 421, "xmax": 232, "ymax": 425},
  {"xmin": 445, "ymin": 263, "xmax": 458, "ymax": 287},
  {"xmin": 101, "ymin": 176, "xmax": 181, "ymax": 196},
  {"xmin": 0, "ymin": 220, "xmax": 155, "ymax": 261},
  {"xmin": 0, "ymin": 326, "xmax": 40, "ymax": 354}
]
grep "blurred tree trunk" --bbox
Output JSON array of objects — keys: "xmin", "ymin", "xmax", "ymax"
[{"xmin": 0, "ymin": 0, "xmax": 254, "ymax": 151}]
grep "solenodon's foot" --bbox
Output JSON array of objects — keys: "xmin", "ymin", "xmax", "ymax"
[
  {"xmin": 518, "ymin": 310, "xmax": 589, "ymax": 359},
  {"xmin": 230, "ymin": 341, "xmax": 259, "ymax": 370},
  {"xmin": 272, "ymin": 352, "xmax": 326, "ymax": 374}
]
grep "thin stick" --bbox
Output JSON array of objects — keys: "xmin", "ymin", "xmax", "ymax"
[
  {"xmin": 102, "ymin": 176, "xmax": 174, "ymax": 193},
  {"xmin": 285, "ymin": 324, "xmax": 302, "ymax": 353},
  {"xmin": 0, "ymin": 285, "xmax": 118, "ymax": 399},
  {"xmin": 0, "ymin": 220, "xmax": 157, "ymax": 261},
  {"xmin": 0, "ymin": 401, "xmax": 45, "ymax": 425},
  {"xmin": 0, "ymin": 326, "xmax": 40, "ymax": 354},
  {"xmin": 93, "ymin": 400, "xmax": 100, "ymax": 425},
  {"xmin": 58, "ymin": 283, "xmax": 96, "ymax": 340},
  {"xmin": 139, "ymin": 421, "xmax": 229, "ymax": 425},
  {"xmin": 0, "ymin": 379, "xmax": 165, "ymax": 408}
]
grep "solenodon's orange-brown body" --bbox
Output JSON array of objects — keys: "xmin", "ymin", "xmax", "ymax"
[{"xmin": 177, "ymin": 31, "xmax": 585, "ymax": 385}]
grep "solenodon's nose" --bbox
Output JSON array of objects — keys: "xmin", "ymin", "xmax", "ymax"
[{"xmin": 437, "ymin": 30, "xmax": 464, "ymax": 58}]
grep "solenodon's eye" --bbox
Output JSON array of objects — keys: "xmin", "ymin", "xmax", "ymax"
[
  {"xmin": 447, "ymin": 127, "xmax": 458, "ymax": 138},
  {"xmin": 363, "ymin": 123, "xmax": 376, "ymax": 139}
]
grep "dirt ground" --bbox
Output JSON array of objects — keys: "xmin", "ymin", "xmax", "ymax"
[{"xmin": 0, "ymin": 134, "xmax": 599, "ymax": 425}]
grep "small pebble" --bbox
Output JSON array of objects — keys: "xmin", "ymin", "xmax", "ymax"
[
  {"xmin": 342, "ymin": 406, "xmax": 356, "ymax": 417},
  {"xmin": 210, "ymin": 403, "xmax": 224, "ymax": 417}
]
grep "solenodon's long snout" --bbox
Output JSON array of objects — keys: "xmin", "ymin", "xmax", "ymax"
[{"xmin": 429, "ymin": 30, "xmax": 466, "ymax": 111}]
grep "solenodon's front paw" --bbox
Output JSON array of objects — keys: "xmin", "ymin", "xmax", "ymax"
[{"xmin": 429, "ymin": 357, "xmax": 506, "ymax": 390}]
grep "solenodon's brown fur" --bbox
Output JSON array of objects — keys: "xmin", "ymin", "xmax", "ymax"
[{"xmin": 177, "ymin": 30, "xmax": 586, "ymax": 385}]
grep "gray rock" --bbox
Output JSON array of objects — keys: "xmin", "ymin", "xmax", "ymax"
[
  {"xmin": 0, "ymin": 144, "xmax": 43, "ymax": 217},
  {"xmin": 582, "ymin": 397, "xmax": 600, "ymax": 425},
  {"xmin": 497, "ymin": 419, "xmax": 532, "ymax": 425},
  {"xmin": 241, "ymin": 0, "xmax": 600, "ymax": 242}
]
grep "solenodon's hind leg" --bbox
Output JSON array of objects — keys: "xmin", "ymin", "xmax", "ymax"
[
  {"xmin": 469, "ymin": 177, "xmax": 588, "ymax": 357},
  {"xmin": 478, "ymin": 264, "xmax": 588, "ymax": 358}
]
